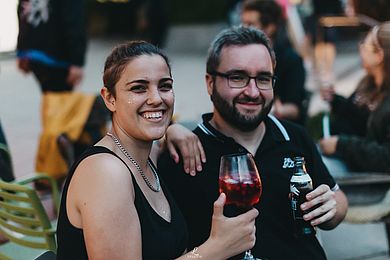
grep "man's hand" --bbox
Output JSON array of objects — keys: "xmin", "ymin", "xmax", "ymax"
[
  {"xmin": 320, "ymin": 85, "xmax": 336, "ymax": 102},
  {"xmin": 67, "ymin": 65, "xmax": 83, "ymax": 88},
  {"xmin": 319, "ymin": 136, "xmax": 338, "ymax": 155},
  {"xmin": 300, "ymin": 184, "xmax": 337, "ymax": 226},
  {"xmin": 165, "ymin": 124, "xmax": 206, "ymax": 176},
  {"xmin": 17, "ymin": 58, "xmax": 31, "ymax": 74},
  {"xmin": 300, "ymin": 185, "xmax": 348, "ymax": 230}
]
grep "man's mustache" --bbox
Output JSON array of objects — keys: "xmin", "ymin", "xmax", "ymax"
[{"xmin": 234, "ymin": 97, "xmax": 264, "ymax": 105}]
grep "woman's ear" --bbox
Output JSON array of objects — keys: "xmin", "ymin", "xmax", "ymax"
[
  {"xmin": 377, "ymin": 48, "xmax": 385, "ymax": 65},
  {"xmin": 101, "ymin": 87, "xmax": 116, "ymax": 112}
]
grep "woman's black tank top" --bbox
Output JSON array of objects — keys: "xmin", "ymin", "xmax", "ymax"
[{"xmin": 57, "ymin": 146, "xmax": 188, "ymax": 259}]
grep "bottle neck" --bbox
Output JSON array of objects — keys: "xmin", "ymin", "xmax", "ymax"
[{"xmin": 294, "ymin": 164, "xmax": 306, "ymax": 175}]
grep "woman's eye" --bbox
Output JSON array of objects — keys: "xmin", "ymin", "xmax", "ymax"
[{"xmin": 130, "ymin": 85, "xmax": 146, "ymax": 92}]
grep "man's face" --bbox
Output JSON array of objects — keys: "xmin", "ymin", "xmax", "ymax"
[
  {"xmin": 207, "ymin": 44, "xmax": 274, "ymax": 131},
  {"xmin": 241, "ymin": 10, "xmax": 262, "ymax": 30},
  {"xmin": 241, "ymin": 10, "xmax": 275, "ymax": 38}
]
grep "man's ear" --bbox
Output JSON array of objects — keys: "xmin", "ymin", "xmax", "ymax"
[
  {"xmin": 101, "ymin": 87, "xmax": 116, "ymax": 112},
  {"xmin": 205, "ymin": 74, "xmax": 214, "ymax": 96}
]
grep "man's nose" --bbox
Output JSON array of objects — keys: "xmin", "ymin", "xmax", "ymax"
[{"xmin": 243, "ymin": 78, "xmax": 260, "ymax": 98}]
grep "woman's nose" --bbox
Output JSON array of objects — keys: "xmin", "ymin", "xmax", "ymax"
[{"xmin": 147, "ymin": 87, "xmax": 163, "ymax": 105}]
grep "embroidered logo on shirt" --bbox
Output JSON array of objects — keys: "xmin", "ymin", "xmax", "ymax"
[
  {"xmin": 21, "ymin": 0, "xmax": 49, "ymax": 27},
  {"xmin": 282, "ymin": 157, "xmax": 295, "ymax": 169}
]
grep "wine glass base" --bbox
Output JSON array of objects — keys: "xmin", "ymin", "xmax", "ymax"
[{"xmin": 242, "ymin": 250, "xmax": 262, "ymax": 260}]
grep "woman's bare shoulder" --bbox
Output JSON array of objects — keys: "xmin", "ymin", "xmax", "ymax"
[{"xmin": 70, "ymin": 150, "xmax": 134, "ymax": 200}]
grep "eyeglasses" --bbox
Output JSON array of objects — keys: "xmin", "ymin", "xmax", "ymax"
[{"xmin": 211, "ymin": 71, "xmax": 276, "ymax": 90}]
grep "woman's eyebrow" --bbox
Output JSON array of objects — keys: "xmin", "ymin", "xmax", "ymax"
[{"xmin": 126, "ymin": 79, "xmax": 149, "ymax": 85}]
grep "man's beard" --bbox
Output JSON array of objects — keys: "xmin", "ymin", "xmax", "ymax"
[{"xmin": 211, "ymin": 86, "xmax": 272, "ymax": 132}]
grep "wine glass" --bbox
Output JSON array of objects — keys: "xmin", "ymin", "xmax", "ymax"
[{"xmin": 219, "ymin": 153, "xmax": 262, "ymax": 260}]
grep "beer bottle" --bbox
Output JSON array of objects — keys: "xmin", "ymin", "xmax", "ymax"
[{"xmin": 290, "ymin": 156, "xmax": 316, "ymax": 236}]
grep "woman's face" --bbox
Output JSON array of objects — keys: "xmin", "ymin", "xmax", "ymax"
[
  {"xmin": 359, "ymin": 31, "xmax": 382, "ymax": 74},
  {"xmin": 112, "ymin": 54, "xmax": 174, "ymax": 142}
]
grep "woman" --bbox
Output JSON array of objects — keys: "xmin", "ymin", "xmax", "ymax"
[
  {"xmin": 320, "ymin": 82, "xmax": 370, "ymax": 137},
  {"xmin": 56, "ymin": 41, "xmax": 258, "ymax": 259},
  {"xmin": 319, "ymin": 22, "xmax": 390, "ymax": 172}
]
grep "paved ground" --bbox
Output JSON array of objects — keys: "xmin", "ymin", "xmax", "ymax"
[{"xmin": 0, "ymin": 24, "xmax": 389, "ymax": 259}]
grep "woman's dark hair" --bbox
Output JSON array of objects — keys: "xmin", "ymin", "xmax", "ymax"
[{"xmin": 103, "ymin": 41, "xmax": 171, "ymax": 97}]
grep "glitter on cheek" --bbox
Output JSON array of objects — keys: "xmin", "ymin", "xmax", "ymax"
[{"xmin": 127, "ymin": 96, "xmax": 135, "ymax": 104}]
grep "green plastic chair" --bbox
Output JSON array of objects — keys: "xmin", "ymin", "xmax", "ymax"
[{"xmin": 0, "ymin": 174, "xmax": 59, "ymax": 260}]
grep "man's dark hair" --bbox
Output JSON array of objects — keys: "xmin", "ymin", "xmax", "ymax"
[
  {"xmin": 241, "ymin": 0, "xmax": 285, "ymax": 28},
  {"xmin": 206, "ymin": 26, "xmax": 276, "ymax": 74}
]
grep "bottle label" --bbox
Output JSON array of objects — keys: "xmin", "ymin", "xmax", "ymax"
[{"xmin": 290, "ymin": 181, "xmax": 313, "ymax": 220}]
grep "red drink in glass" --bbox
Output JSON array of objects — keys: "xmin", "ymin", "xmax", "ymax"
[{"xmin": 219, "ymin": 176, "xmax": 262, "ymax": 209}]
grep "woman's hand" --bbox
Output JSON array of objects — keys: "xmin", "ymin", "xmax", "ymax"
[
  {"xmin": 319, "ymin": 136, "xmax": 339, "ymax": 155},
  {"xmin": 208, "ymin": 193, "xmax": 258, "ymax": 259},
  {"xmin": 165, "ymin": 124, "xmax": 206, "ymax": 176},
  {"xmin": 177, "ymin": 193, "xmax": 258, "ymax": 260}
]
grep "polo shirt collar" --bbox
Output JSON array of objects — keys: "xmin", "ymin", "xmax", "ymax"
[
  {"xmin": 198, "ymin": 113, "xmax": 290, "ymax": 144},
  {"xmin": 198, "ymin": 113, "xmax": 232, "ymax": 143}
]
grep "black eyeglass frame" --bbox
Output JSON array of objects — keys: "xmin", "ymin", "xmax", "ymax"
[{"xmin": 211, "ymin": 71, "xmax": 277, "ymax": 90}]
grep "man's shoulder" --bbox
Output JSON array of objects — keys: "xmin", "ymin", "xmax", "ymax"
[
  {"xmin": 267, "ymin": 116, "xmax": 310, "ymax": 141},
  {"xmin": 158, "ymin": 150, "xmax": 179, "ymax": 171}
]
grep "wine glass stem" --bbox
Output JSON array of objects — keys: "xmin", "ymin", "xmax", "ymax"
[{"xmin": 244, "ymin": 250, "xmax": 254, "ymax": 259}]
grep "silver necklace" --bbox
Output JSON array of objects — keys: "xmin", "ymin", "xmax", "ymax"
[{"xmin": 106, "ymin": 132, "xmax": 161, "ymax": 192}]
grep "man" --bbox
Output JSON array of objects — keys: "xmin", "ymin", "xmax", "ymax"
[
  {"xmin": 16, "ymin": 0, "xmax": 86, "ymax": 92},
  {"xmin": 158, "ymin": 26, "xmax": 348, "ymax": 259},
  {"xmin": 16, "ymin": 0, "xmax": 110, "ymax": 181},
  {"xmin": 241, "ymin": 0, "xmax": 307, "ymax": 124}
]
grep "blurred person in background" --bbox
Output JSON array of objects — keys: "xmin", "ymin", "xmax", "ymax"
[
  {"xmin": 16, "ymin": 0, "xmax": 109, "ymax": 182},
  {"xmin": 319, "ymin": 22, "xmax": 390, "ymax": 173},
  {"xmin": 304, "ymin": 0, "xmax": 345, "ymax": 85},
  {"xmin": 241, "ymin": 0, "xmax": 307, "ymax": 125},
  {"xmin": 17, "ymin": 0, "xmax": 86, "ymax": 92},
  {"xmin": 136, "ymin": 0, "xmax": 169, "ymax": 47}
]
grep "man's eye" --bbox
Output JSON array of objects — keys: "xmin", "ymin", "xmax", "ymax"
[
  {"xmin": 130, "ymin": 85, "xmax": 146, "ymax": 92},
  {"xmin": 257, "ymin": 76, "xmax": 272, "ymax": 84},
  {"xmin": 159, "ymin": 83, "xmax": 173, "ymax": 91},
  {"xmin": 229, "ymin": 74, "xmax": 247, "ymax": 82}
]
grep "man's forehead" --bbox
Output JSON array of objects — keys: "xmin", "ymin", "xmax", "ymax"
[
  {"xmin": 220, "ymin": 44, "xmax": 267, "ymax": 54},
  {"xmin": 219, "ymin": 44, "xmax": 273, "ymax": 69}
]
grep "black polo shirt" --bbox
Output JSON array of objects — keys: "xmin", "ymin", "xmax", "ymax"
[{"xmin": 158, "ymin": 113, "xmax": 337, "ymax": 260}]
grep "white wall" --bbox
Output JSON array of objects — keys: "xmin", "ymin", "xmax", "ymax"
[{"xmin": 0, "ymin": 0, "xmax": 18, "ymax": 53}]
